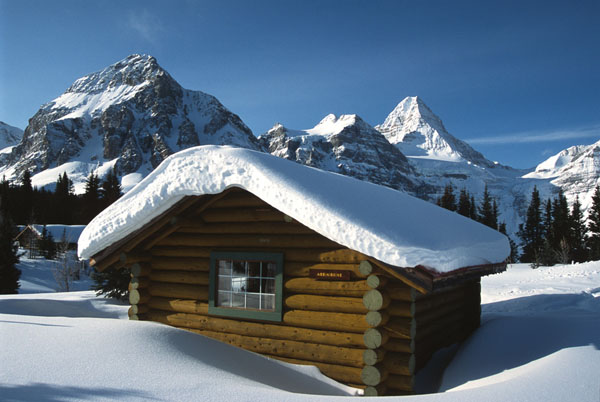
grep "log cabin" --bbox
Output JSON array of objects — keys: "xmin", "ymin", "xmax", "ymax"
[{"xmin": 78, "ymin": 145, "xmax": 509, "ymax": 396}]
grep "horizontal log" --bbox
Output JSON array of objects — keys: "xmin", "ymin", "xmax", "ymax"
[
  {"xmin": 382, "ymin": 338, "xmax": 414, "ymax": 354},
  {"xmin": 148, "ymin": 297, "xmax": 209, "ymax": 315},
  {"xmin": 387, "ymin": 301, "xmax": 415, "ymax": 318},
  {"xmin": 284, "ymin": 262, "xmax": 364, "ymax": 278},
  {"xmin": 383, "ymin": 317, "xmax": 416, "ymax": 340},
  {"xmin": 361, "ymin": 364, "xmax": 388, "ymax": 386},
  {"xmin": 284, "ymin": 294, "xmax": 367, "ymax": 314},
  {"xmin": 363, "ymin": 289, "xmax": 391, "ymax": 311},
  {"xmin": 119, "ymin": 252, "xmax": 151, "ymax": 266},
  {"xmin": 128, "ymin": 304, "xmax": 149, "ymax": 316},
  {"xmin": 129, "ymin": 289, "xmax": 150, "ymax": 305},
  {"xmin": 147, "ymin": 308, "xmax": 366, "ymax": 347},
  {"xmin": 365, "ymin": 311, "xmax": 389, "ymax": 327},
  {"xmin": 207, "ymin": 192, "xmax": 267, "ymax": 208},
  {"xmin": 154, "ymin": 324, "xmax": 366, "ymax": 368},
  {"xmin": 358, "ymin": 260, "xmax": 373, "ymax": 276},
  {"xmin": 151, "ymin": 247, "xmax": 366, "ymax": 264},
  {"xmin": 363, "ymin": 348, "xmax": 386, "ymax": 365},
  {"xmin": 387, "ymin": 283, "xmax": 417, "ymax": 302},
  {"xmin": 283, "ymin": 310, "xmax": 370, "ymax": 333},
  {"xmin": 416, "ymin": 308, "xmax": 473, "ymax": 341},
  {"xmin": 150, "ymin": 270, "xmax": 209, "ymax": 286},
  {"xmin": 179, "ymin": 221, "xmax": 315, "ymax": 235},
  {"xmin": 386, "ymin": 374, "xmax": 414, "ymax": 392},
  {"xmin": 284, "ymin": 277, "xmax": 370, "ymax": 297},
  {"xmin": 130, "ymin": 262, "xmax": 152, "ymax": 278},
  {"xmin": 151, "ymin": 257, "xmax": 210, "ymax": 272},
  {"xmin": 363, "ymin": 384, "xmax": 387, "ymax": 397},
  {"xmin": 366, "ymin": 274, "xmax": 388, "ymax": 289},
  {"xmin": 260, "ymin": 354, "xmax": 364, "ymax": 385},
  {"xmin": 128, "ymin": 276, "xmax": 150, "ymax": 291},
  {"xmin": 415, "ymin": 286, "xmax": 469, "ymax": 315},
  {"xmin": 156, "ymin": 233, "xmax": 340, "ymax": 249},
  {"xmin": 201, "ymin": 208, "xmax": 287, "ymax": 223},
  {"xmin": 363, "ymin": 328, "xmax": 390, "ymax": 349},
  {"xmin": 382, "ymin": 352, "xmax": 415, "ymax": 375},
  {"xmin": 416, "ymin": 297, "xmax": 469, "ymax": 326},
  {"xmin": 148, "ymin": 282, "xmax": 208, "ymax": 301}
]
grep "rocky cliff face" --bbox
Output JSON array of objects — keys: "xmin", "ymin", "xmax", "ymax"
[
  {"xmin": 0, "ymin": 122, "xmax": 23, "ymax": 150},
  {"xmin": 1, "ymin": 54, "xmax": 260, "ymax": 182},
  {"xmin": 258, "ymin": 114, "xmax": 419, "ymax": 193}
]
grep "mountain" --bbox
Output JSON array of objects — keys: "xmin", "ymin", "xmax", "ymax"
[
  {"xmin": 258, "ymin": 114, "xmax": 418, "ymax": 193},
  {"xmin": 524, "ymin": 140, "xmax": 600, "ymax": 211},
  {"xmin": 0, "ymin": 54, "xmax": 260, "ymax": 192},
  {"xmin": 375, "ymin": 96, "xmax": 495, "ymax": 167},
  {"xmin": 0, "ymin": 121, "xmax": 23, "ymax": 151}
]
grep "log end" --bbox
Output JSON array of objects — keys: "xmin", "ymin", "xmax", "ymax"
[{"xmin": 358, "ymin": 260, "xmax": 373, "ymax": 276}]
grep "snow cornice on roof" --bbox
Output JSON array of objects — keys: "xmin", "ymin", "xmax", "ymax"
[{"xmin": 78, "ymin": 145, "xmax": 510, "ymax": 274}]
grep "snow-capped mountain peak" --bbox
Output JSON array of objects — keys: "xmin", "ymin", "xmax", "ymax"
[
  {"xmin": 376, "ymin": 96, "xmax": 493, "ymax": 167},
  {"xmin": 0, "ymin": 54, "xmax": 260, "ymax": 190},
  {"xmin": 306, "ymin": 114, "xmax": 360, "ymax": 136}
]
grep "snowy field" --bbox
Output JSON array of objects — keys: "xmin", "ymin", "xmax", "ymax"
[{"xmin": 1, "ymin": 257, "xmax": 599, "ymax": 401}]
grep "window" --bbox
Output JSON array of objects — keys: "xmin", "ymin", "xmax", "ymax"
[{"xmin": 209, "ymin": 252, "xmax": 283, "ymax": 322}]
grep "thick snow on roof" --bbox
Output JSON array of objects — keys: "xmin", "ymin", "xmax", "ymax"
[{"xmin": 78, "ymin": 145, "xmax": 509, "ymax": 273}]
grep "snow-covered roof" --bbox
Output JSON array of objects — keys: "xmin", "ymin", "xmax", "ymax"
[{"xmin": 78, "ymin": 145, "xmax": 509, "ymax": 273}]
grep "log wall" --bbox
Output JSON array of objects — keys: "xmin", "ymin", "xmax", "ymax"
[{"xmin": 119, "ymin": 190, "xmax": 483, "ymax": 396}]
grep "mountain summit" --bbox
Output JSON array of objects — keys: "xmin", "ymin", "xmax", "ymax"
[
  {"xmin": 2, "ymin": 54, "xmax": 260, "ymax": 187},
  {"xmin": 258, "ymin": 114, "xmax": 416, "ymax": 192},
  {"xmin": 376, "ymin": 96, "xmax": 494, "ymax": 167}
]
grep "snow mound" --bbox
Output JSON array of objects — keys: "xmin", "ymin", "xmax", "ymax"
[{"xmin": 78, "ymin": 145, "xmax": 509, "ymax": 273}]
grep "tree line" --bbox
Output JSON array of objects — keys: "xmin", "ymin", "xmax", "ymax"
[
  {"xmin": 436, "ymin": 184, "xmax": 519, "ymax": 262},
  {"xmin": 517, "ymin": 186, "xmax": 599, "ymax": 267},
  {"xmin": 0, "ymin": 169, "xmax": 122, "ymax": 294}
]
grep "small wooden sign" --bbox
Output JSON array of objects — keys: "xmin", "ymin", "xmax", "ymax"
[{"xmin": 309, "ymin": 269, "xmax": 351, "ymax": 281}]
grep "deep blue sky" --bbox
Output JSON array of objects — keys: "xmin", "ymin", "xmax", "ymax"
[{"xmin": 1, "ymin": 0, "xmax": 599, "ymax": 168}]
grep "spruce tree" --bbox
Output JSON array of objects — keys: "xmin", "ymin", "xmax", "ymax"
[
  {"xmin": 478, "ymin": 185, "xmax": 497, "ymax": 229},
  {"xmin": 569, "ymin": 196, "xmax": 588, "ymax": 263},
  {"xmin": 438, "ymin": 184, "xmax": 456, "ymax": 211},
  {"xmin": 91, "ymin": 266, "xmax": 131, "ymax": 300},
  {"xmin": 550, "ymin": 190, "xmax": 571, "ymax": 256},
  {"xmin": 0, "ymin": 198, "xmax": 20, "ymax": 294},
  {"xmin": 100, "ymin": 168, "xmax": 122, "ymax": 208},
  {"xmin": 517, "ymin": 186, "xmax": 543, "ymax": 263},
  {"xmin": 82, "ymin": 172, "xmax": 101, "ymax": 223},
  {"xmin": 587, "ymin": 185, "xmax": 600, "ymax": 260},
  {"xmin": 457, "ymin": 188, "xmax": 471, "ymax": 217}
]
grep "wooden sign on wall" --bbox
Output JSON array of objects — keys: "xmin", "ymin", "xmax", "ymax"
[{"xmin": 309, "ymin": 269, "xmax": 351, "ymax": 281}]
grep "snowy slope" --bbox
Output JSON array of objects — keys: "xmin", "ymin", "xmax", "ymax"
[
  {"xmin": 1, "ymin": 261, "xmax": 598, "ymax": 401},
  {"xmin": 0, "ymin": 54, "xmax": 260, "ymax": 194},
  {"xmin": 0, "ymin": 121, "xmax": 23, "ymax": 150},
  {"xmin": 78, "ymin": 145, "xmax": 509, "ymax": 273}
]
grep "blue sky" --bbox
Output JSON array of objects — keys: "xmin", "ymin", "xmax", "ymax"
[{"xmin": 1, "ymin": 0, "xmax": 599, "ymax": 168}]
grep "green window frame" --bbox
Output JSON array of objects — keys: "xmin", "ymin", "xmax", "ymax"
[{"xmin": 209, "ymin": 251, "xmax": 283, "ymax": 322}]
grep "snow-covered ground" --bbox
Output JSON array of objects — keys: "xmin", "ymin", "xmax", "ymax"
[{"xmin": 1, "ymin": 258, "xmax": 598, "ymax": 401}]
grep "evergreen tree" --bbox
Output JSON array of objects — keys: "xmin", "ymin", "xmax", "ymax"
[
  {"xmin": 569, "ymin": 196, "xmax": 588, "ymax": 263},
  {"xmin": 82, "ymin": 172, "xmax": 102, "ymax": 223},
  {"xmin": 517, "ymin": 186, "xmax": 544, "ymax": 263},
  {"xmin": 0, "ymin": 197, "xmax": 20, "ymax": 294},
  {"xmin": 469, "ymin": 195, "xmax": 477, "ymax": 220},
  {"xmin": 587, "ymin": 185, "xmax": 600, "ymax": 260},
  {"xmin": 54, "ymin": 172, "xmax": 74, "ymax": 224},
  {"xmin": 91, "ymin": 266, "xmax": 131, "ymax": 301},
  {"xmin": 438, "ymin": 184, "xmax": 456, "ymax": 211},
  {"xmin": 100, "ymin": 168, "xmax": 122, "ymax": 207},
  {"xmin": 39, "ymin": 225, "xmax": 57, "ymax": 260},
  {"xmin": 498, "ymin": 222, "xmax": 519, "ymax": 263},
  {"xmin": 550, "ymin": 189, "xmax": 571, "ymax": 254},
  {"xmin": 16, "ymin": 170, "xmax": 34, "ymax": 224},
  {"xmin": 457, "ymin": 188, "xmax": 471, "ymax": 217},
  {"xmin": 478, "ymin": 185, "xmax": 498, "ymax": 230},
  {"xmin": 537, "ymin": 198, "xmax": 556, "ymax": 266}
]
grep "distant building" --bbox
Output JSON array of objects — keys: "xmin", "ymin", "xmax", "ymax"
[{"xmin": 15, "ymin": 224, "xmax": 86, "ymax": 257}]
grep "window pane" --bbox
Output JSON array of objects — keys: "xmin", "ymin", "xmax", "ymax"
[
  {"xmin": 231, "ymin": 277, "xmax": 247, "ymax": 292},
  {"xmin": 261, "ymin": 278, "xmax": 275, "ymax": 294},
  {"xmin": 247, "ymin": 278, "xmax": 261, "ymax": 293},
  {"xmin": 246, "ymin": 293, "xmax": 260, "ymax": 309},
  {"xmin": 218, "ymin": 276, "xmax": 231, "ymax": 291},
  {"xmin": 217, "ymin": 291, "xmax": 231, "ymax": 307},
  {"xmin": 264, "ymin": 262, "xmax": 277, "ymax": 277},
  {"xmin": 232, "ymin": 261, "xmax": 246, "ymax": 276},
  {"xmin": 248, "ymin": 261, "xmax": 261, "ymax": 277},
  {"xmin": 232, "ymin": 292, "xmax": 245, "ymax": 308},
  {"xmin": 261, "ymin": 294, "xmax": 275, "ymax": 311},
  {"xmin": 218, "ymin": 260, "xmax": 231, "ymax": 275}
]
